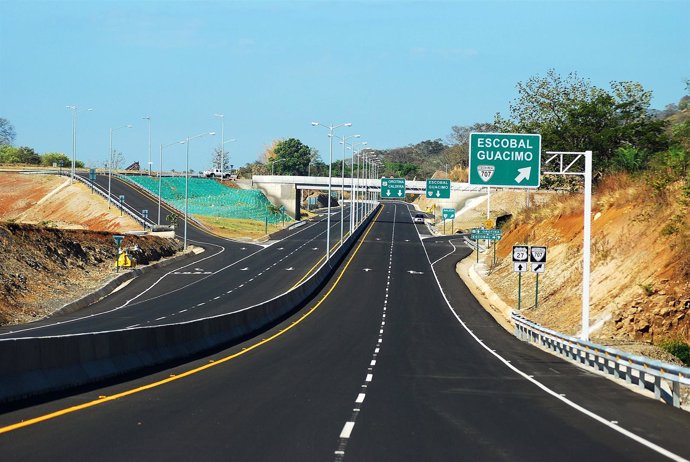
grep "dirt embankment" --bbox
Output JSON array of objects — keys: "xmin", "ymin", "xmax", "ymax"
[
  {"xmin": 0, "ymin": 173, "xmax": 140, "ymax": 231},
  {"xmin": 472, "ymin": 175, "xmax": 690, "ymax": 346},
  {"xmin": 0, "ymin": 173, "xmax": 182, "ymax": 325}
]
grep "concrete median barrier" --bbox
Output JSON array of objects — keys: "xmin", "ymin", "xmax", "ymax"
[{"xmin": 0, "ymin": 205, "xmax": 380, "ymax": 404}]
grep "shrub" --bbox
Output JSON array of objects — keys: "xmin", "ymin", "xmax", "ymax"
[{"xmin": 658, "ymin": 338, "xmax": 690, "ymax": 366}]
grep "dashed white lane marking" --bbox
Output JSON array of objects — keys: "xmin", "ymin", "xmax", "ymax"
[
  {"xmin": 335, "ymin": 204, "xmax": 398, "ymax": 462},
  {"xmin": 155, "ymin": 316, "xmax": 166, "ymax": 321},
  {"xmin": 197, "ymin": 302, "xmax": 205, "ymax": 307},
  {"xmin": 340, "ymin": 422, "xmax": 355, "ymax": 439},
  {"xmin": 178, "ymin": 309, "xmax": 187, "ymax": 313},
  {"xmin": 213, "ymin": 296, "xmax": 220, "ymax": 300},
  {"xmin": 127, "ymin": 324, "xmax": 140, "ymax": 328}
]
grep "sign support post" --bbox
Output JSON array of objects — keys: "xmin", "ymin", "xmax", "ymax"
[
  {"xmin": 543, "ymin": 151, "xmax": 592, "ymax": 340},
  {"xmin": 535, "ymin": 273, "xmax": 540, "ymax": 310}
]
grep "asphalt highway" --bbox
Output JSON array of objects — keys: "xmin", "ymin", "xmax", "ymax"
[
  {"xmin": 0, "ymin": 173, "xmax": 363, "ymax": 337},
  {"xmin": 2, "ymin": 202, "xmax": 689, "ymax": 461}
]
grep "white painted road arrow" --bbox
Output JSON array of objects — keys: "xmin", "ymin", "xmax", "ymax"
[
  {"xmin": 515, "ymin": 167, "xmax": 531, "ymax": 183},
  {"xmin": 407, "ymin": 270, "xmax": 424, "ymax": 275},
  {"xmin": 240, "ymin": 267, "xmax": 249, "ymax": 271},
  {"xmin": 285, "ymin": 267, "xmax": 294, "ymax": 271}
]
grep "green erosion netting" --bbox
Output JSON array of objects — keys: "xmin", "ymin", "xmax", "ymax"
[{"xmin": 124, "ymin": 176, "xmax": 291, "ymax": 224}]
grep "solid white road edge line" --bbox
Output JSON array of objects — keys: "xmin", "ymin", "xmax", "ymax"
[{"xmin": 411, "ymin": 204, "xmax": 688, "ymax": 462}]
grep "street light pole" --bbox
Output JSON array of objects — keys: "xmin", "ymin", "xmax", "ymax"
[
  {"xmin": 158, "ymin": 140, "xmax": 181, "ymax": 225},
  {"xmin": 351, "ymin": 141, "xmax": 367, "ymax": 233},
  {"xmin": 143, "ymin": 116, "xmax": 152, "ymax": 175},
  {"xmin": 66, "ymin": 105, "xmax": 92, "ymax": 184},
  {"xmin": 108, "ymin": 124, "xmax": 133, "ymax": 209},
  {"xmin": 335, "ymin": 134, "xmax": 360, "ymax": 243},
  {"xmin": 180, "ymin": 131, "xmax": 216, "ymax": 250},
  {"xmin": 214, "ymin": 114, "xmax": 225, "ymax": 179},
  {"xmin": 312, "ymin": 121, "xmax": 352, "ymax": 261}
]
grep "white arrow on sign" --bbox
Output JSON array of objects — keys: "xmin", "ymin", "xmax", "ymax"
[
  {"xmin": 436, "ymin": 190, "xmax": 440, "ymax": 197},
  {"xmin": 515, "ymin": 167, "xmax": 531, "ymax": 183},
  {"xmin": 398, "ymin": 190, "xmax": 403, "ymax": 197},
  {"xmin": 386, "ymin": 190, "xmax": 391, "ymax": 197}
]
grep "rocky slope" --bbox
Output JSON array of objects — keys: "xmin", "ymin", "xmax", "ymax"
[{"xmin": 0, "ymin": 172, "xmax": 182, "ymax": 325}]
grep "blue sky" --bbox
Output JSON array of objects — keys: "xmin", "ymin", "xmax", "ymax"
[{"xmin": 1, "ymin": 0, "xmax": 689, "ymax": 172}]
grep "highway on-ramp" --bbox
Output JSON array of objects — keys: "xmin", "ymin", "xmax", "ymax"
[
  {"xmin": 0, "ymin": 173, "xmax": 359, "ymax": 337},
  {"xmin": 1, "ymin": 203, "xmax": 690, "ymax": 461}
]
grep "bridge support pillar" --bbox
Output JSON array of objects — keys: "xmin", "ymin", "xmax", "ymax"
[{"xmin": 294, "ymin": 186, "xmax": 301, "ymax": 221}]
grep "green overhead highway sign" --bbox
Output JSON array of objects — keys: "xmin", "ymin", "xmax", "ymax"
[
  {"xmin": 380, "ymin": 178, "xmax": 406, "ymax": 198},
  {"xmin": 426, "ymin": 179, "xmax": 451, "ymax": 199},
  {"xmin": 469, "ymin": 132, "xmax": 541, "ymax": 188},
  {"xmin": 442, "ymin": 208, "xmax": 455, "ymax": 220}
]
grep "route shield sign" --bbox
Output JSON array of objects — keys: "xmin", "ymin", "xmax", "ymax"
[
  {"xmin": 425, "ymin": 179, "xmax": 450, "ymax": 199},
  {"xmin": 381, "ymin": 178, "xmax": 406, "ymax": 198},
  {"xmin": 512, "ymin": 245, "xmax": 529, "ymax": 273},
  {"xmin": 469, "ymin": 133, "xmax": 541, "ymax": 188},
  {"xmin": 530, "ymin": 246, "xmax": 547, "ymax": 273},
  {"xmin": 442, "ymin": 208, "xmax": 455, "ymax": 220}
]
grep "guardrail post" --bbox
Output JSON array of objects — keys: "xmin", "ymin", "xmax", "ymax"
[
  {"xmin": 673, "ymin": 380, "xmax": 681, "ymax": 408},
  {"xmin": 654, "ymin": 375, "xmax": 662, "ymax": 400},
  {"xmin": 638, "ymin": 370, "xmax": 646, "ymax": 390}
]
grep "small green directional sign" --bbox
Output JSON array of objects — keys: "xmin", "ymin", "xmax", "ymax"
[
  {"xmin": 470, "ymin": 228, "xmax": 502, "ymax": 240},
  {"xmin": 380, "ymin": 178, "xmax": 406, "ymax": 199},
  {"xmin": 426, "ymin": 179, "xmax": 451, "ymax": 199},
  {"xmin": 113, "ymin": 235, "xmax": 124, "ymax": 247},
  {"xmin": 442, "ymin": 208, "xmax": 455, "ymax": 220},
  {"xmin": 469, "ymin": 132, "xmax": 541, "ymax": 188}
]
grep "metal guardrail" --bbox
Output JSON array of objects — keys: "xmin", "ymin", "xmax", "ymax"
[
  {"xmin": 512, "ymin": 312, "xmax": 690, "ymax": 407},
  {"xmin": 463, "ymin": 236, "xmax": 486, "ymax": 252},
  {"xmin": 65, "ymin": 172, "xmax": 156, "ymax": 229}
]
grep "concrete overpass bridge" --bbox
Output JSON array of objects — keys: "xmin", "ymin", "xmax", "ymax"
[{"xmin": 249, "ymin": 175, "xmax": 485, "ymax": 219}]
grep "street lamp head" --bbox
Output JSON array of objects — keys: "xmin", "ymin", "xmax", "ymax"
[
  {"xmin": 353, "ymin": 134, "xmax": 361, "ymax": 139},
  {"xmin": 209, "ymin": 131, "xmax": 216, "ymax": 136},
  {"xmin": 214, "ymin": 113, "xmax": 224, "ymax": 118},
  {"xmin": 142, "ymin": 116, "xmax": 150, "ymax": 120},
  {"xmin": 126, "ymin": 124, "xmax": 133, "ymax": 128},
  {"xmin": 311, "ymin": 122, "xmax": 319, "ymax": 126},
  {"xmin": 344, "ymin": 123, "xmax": 352, "ymax": 127}
]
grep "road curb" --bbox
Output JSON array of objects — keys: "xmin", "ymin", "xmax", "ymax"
[
  {"xmin": 51, "ymin": 247, "xmax": 202, "ymax": 318},
  {"xmin": 456, "ymin": 258, "xmax": 514, "ymax": 332}
]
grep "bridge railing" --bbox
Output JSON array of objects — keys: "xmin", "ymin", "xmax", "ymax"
[
  {"xmin": 251, "ymin": 175, "xmax": 484, "ymax": 192},
  {"xmin": 512, "ymin": 311, "xmax": 690, "ymax": 407}
]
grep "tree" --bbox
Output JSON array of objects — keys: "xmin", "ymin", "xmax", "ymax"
[
  {"xmin": 41, "ymin": 152, "xmax": 71, "ymax": 167},
  {"xmin": 494, "ymin": 69, "xmax": 669, "ymax": 174},
  {"xmin": 0, "ymin": 118, "xmax": 16, "ymax": 146},
  {"xmin": 14, "ymin": 147, "xmax": 40, "ymax": 165},
  {"xmin": 211, "ymin": 146, "xmax": 230, "ymax": 171},
  {"xmin": 110, "ymin": 150, "xmax": 126, "ymax": 170},
  {"xmin": 271, "ymin": 138, "xmax": 312, "ymax": 175}
]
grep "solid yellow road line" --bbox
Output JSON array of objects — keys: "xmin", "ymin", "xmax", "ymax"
[
  {"xmin": 289, "ymin": 218, "xmax": 362, "ymax": 290},
  {"xmin": 0, "ymin": 205, "xmax": 385, "ymax": 435}
]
